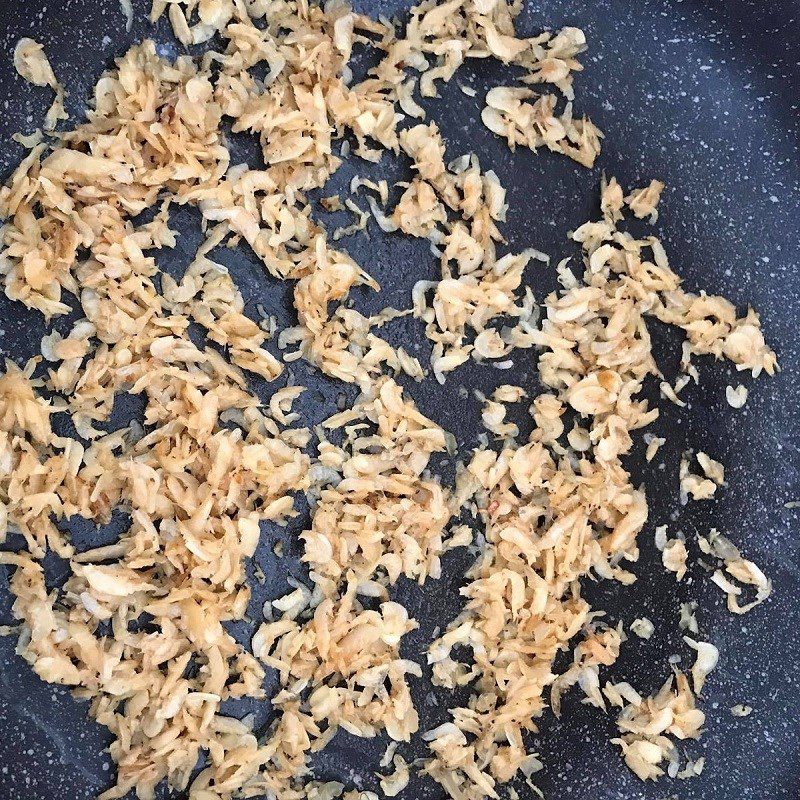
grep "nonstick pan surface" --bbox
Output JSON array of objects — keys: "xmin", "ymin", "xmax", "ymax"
[{"xmin": 0, "ymin": 1, "xmax": 798, "ymax": 798}]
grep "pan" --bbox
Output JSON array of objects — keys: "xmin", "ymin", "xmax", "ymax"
[{"xmin": 0, "ymin": 0, "xmax": 798, "ymax": 798}]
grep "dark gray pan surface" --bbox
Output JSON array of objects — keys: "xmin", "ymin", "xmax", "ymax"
[{"xmin": 0, "ymin": 0, "xmax": 798, "ymax": 798}]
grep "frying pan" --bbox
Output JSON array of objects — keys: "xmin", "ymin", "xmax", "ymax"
[{"xmin": 0, "ymin": 0, "xmax": 798, "ymax": 798}]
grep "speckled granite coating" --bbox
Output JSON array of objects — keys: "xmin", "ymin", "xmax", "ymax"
[{"xmin": 0, "ymin": 0, "xmax": 797, "ymax": 798}]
